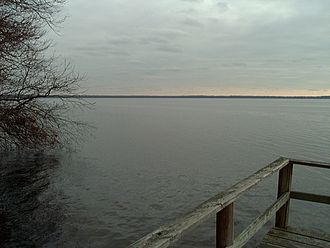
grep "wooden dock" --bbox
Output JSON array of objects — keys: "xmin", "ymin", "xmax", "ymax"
[
  {"xmin": 259, "ymin": 227, "xmax": 330, "ymax": 248},
  {"xmin": 128, "ymin": 157, "xmax": 330, "ymax": 248}
]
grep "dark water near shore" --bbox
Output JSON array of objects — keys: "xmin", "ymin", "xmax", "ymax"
[{"xmin": 1, "ymin": 99, "xmax": 330, "ymax": 248}]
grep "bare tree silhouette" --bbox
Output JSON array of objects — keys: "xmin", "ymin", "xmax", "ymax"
[{"xmin": 0, "ymin": 0, "xmax": 86, "ymax": 149}]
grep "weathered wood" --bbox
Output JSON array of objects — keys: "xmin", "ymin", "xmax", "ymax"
[
  {"xmin": 285, "ymin": 227, "xmax": 330, "ymax": 242},
  {"xmin": 228, "ymin": 193, "xmax": 290, "ymax": 248},
  {"xmin": 269, "ymin": 228, "xmax": 330, "ymax": 248},
  {"xmin": 275, "ymin": 163, "xmax": 293, "ymax": 229},
  {"xmin": 216, "ymin": 203, "xmax": 234, "ymax": 248},
  {"xmin": 128, "ymin": 157, "xmax": 330, "ymax": 248},
  {"xmin": 290, "ymin": 158, "xmax": 330, "ymax": 169},
  {"xmin": 128, "ymin": 157, "xmax": 290, "ymax": 248},
  {"xmin": 258, "ymin": 243, "xmax": 283, "ymax": 248},
  {"xmin": 260, "ymin": 227, "xmax": 330, "ymax": 248},
  {"xmin": 290, "ymin": 191, "xmax": 330, "ymax": 205},
  {"xmin": 261, "ymin": 235, "xmax": 317, "ymax": 248}
]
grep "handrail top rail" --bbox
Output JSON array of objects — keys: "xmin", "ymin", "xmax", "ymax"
[
  {"xmin": 290, "ymin": 158, "xmax": 330, "ymax": 169},
  {"xmin": 128, "ymin": 157, "xmax": 329, "ymax": 248}
]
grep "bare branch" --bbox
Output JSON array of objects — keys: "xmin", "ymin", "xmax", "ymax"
[{"xmin": 0, "ymin": 0, "xmax": 88, "ymax": 149}]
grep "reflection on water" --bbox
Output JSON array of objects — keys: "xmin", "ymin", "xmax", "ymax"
[{"xmin": 0, "ymin": 151, "xmax": 63, "ymax": 248}]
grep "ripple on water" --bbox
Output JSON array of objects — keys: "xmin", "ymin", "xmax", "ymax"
[{"xmin": 1, "ymin": 99, "xmax": 330, "ymax": 247}]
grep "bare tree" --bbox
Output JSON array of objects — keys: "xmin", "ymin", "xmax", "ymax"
[{"xmin": 0, "ymin": 0, "xmax": 86, "ymax": 149}]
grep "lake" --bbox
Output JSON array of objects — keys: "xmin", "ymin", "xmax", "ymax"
[{"xmin": 1, "ymin": 99, "xmax": 329, "ymax": 248}]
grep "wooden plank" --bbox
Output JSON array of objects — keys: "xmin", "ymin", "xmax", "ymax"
[
  {"xmin": 275, "ymin": 163, "xmax": 293, "ymax": 228},
  {"xmin": 290, "ymin": 191, "xmax": 330, "ymax": 205},
  {"xmin": 128, "ymin": 157, "xmax": 290, "ymax": 248},
  {"xmin": 262, "ymin": 233, "xmax": 320, "ymax": 248},
  {"xmin": 290, "ymin": 159, "xmax": 330, "ymax": 169},
  {"xmin": 216, "ymin": 203, "xmax": 234, "ymax": 248},
  {"xmin": 285, "ymin": 227, "xmax": 330, "ymax": 243},
  {"xmin": 269, "ymin": 228, "xmax": 330, "ymax": 248},
  {"xmin": 258, "ymin": 242, "xmax": 284, "ymax": 248},
  {"xmin": 228, "ymin": 193, "xmax": 290, "ymax": 248}
]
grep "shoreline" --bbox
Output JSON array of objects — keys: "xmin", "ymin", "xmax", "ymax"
[{"xmin": 47, "ymin": 95, "xmax": 330, "ymax": 99}]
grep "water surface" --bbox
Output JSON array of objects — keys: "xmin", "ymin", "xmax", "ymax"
[{"xmin": 1, "ymin": 99, "xmax": 329, "ymax": 247}]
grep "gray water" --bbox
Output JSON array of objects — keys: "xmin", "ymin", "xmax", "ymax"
[{"xmin": 1, "ymin": 99, "xmax": 329, "ymax": 248}]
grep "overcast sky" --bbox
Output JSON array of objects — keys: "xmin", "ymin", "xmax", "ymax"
[{"xmin": 52, "ymin": 0, "xmax": 330, "ymax": 96}]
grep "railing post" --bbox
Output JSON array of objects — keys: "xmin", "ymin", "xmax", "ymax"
[
  {"xmin": 216, "ymin": 203, "xmax": 234, "ymax": 248},
  {"xmin": 275, "ymin": 162, "xmax": 293, "ymax": 228}
]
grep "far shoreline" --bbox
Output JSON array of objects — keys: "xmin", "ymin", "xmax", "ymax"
[{"xmin": 48, "ymin": 95, "xmax": 330, "ymax": 99}]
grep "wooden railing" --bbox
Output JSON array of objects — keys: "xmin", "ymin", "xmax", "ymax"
[{"xmin": 128, "ymin": 157, "xmax": 330, "ymax": 248}]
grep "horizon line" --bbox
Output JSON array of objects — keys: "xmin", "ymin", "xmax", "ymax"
[{"xmin": 50, "ymin": 94, "xmax": 330, "ymax": 99}]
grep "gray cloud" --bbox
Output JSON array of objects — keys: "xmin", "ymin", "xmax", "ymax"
[
  {"xmin": 222, "ymin": 63, "xmax": 247, "ymax": 67},
  {"xmin": 108, "ymin": 37, "xmax": 132, "ymax": 45},
  {"xmin": 164, "ymin": 67, "xmax": 182, "ymax": 72},
  {"xmin": 139, "ymin": 36, "xmax": 169, "ymax": 45},
  {"xmin": 156, "ymin": 45, "xmax": 182, "ymax": 53},
  {"xmin": 216, "ymin": 2, "xmax": 229, "ymax": 12},
  {"xmin": 181, "ymin": 18, "xmax": 203, "ymax": 28},
  {"xmin": 180, "ymin": 8, "xmax": 198, "ymax": 14},
  {"xmin": 51, "ymin": 0, "xmax": 330, "ymax": 95},
  {"xmin": 181, "ymin": 0, "xmax": 203, "ymax": 2},
  {"xmin": 154, "ymin": 29, "xmax": 189, "ymax": 38},
  {"xmin": 73, "ymin": 46, "xmax": 130, "ymax": 57}
]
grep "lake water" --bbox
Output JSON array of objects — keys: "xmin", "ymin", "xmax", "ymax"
[{"xmin": 1, "ymin": 99, "xmax": 329, "ymax": 248}]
